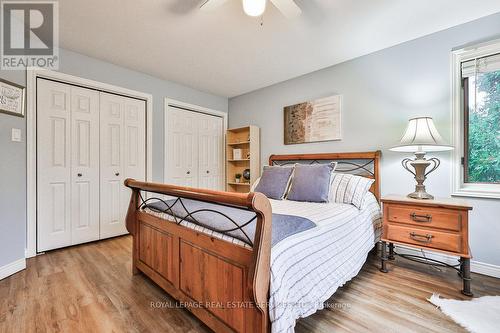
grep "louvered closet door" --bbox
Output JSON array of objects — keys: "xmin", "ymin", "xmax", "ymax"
[
  {"xmin": 100, "ymin": 92, "xmax": 146, "ymax": 239},
  {"xmin": 197, "ymin": 112, "xmax": 224, "ymax": 190},
  {"xmin": 37, "ymin": 79, "xmax": 73, "ymax": 251},
  {"xmin": 165, "ymin": 107, "xmax": 199, "ymax": 187}
]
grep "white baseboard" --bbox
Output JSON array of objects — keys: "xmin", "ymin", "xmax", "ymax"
[
  {"xmin": 394, "ymin": 245, "xmax": 500, "ymax": 279},
  {"xmin": 25, "ymin": 247, "xmax": 37, "ymax": 258},
  {"xmin": 0, "ymin": 258, "xmax": 26, "ymax": 281},
  {"xmin": 470, "ymin": 261, "xmax": 500, "ymax": 279}
]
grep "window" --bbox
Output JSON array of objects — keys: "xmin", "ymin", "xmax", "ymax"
[
  {"xmin": 452, "ymin": 40, "xmax": 500, "ymax": 198},
  {"xmin": 462, "ymin": 55, "xmax": 500, "ymax": 184}
]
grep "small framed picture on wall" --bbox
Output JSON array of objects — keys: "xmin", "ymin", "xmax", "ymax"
[{"xmin": 0, "ymin": 78, "xmax": 25, "ymax": 117}]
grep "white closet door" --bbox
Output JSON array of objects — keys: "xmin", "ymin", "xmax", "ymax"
[
  {"xmin": 100, "ymin": 92, "xmax": 126, "ymax": 238},
  {"xmin": 165, "ymin": 107, "xmax": 199, "ymax": 187},
  {"xmin": 121, "ymin": 97, "xmax": 146, "ymax": 229},
  {"xmin": 100, "ymin": 92, "xmax": 146, "ymax": 239},
  {"xmin": 197, "ymin": 113, "xmax": 224, "ymax": 190},
  {"xmin": 37, "ymin": 79, "xmax": 72, "ymax": 252},
  {"xmin": 71, "ymin": 86, "xmax": 100, "ymax": 244}
]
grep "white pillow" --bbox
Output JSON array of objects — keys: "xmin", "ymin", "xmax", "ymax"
[
  {"xmin": 250, "ymin": 177, "xmax": 261, "ymax": 192},
  {"xmin": 329, "ymin": 173, "xmax": 375, "ymax": 209}
]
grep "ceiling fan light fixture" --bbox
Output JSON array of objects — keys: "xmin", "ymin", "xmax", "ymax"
[{"xmin": 242, "ymin": 0, "xmax": 266, "ymax": 17}]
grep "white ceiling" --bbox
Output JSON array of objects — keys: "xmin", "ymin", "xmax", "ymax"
[{"xmin": 60, "ymin": 0, "xmax": 500, "ymax": 97}]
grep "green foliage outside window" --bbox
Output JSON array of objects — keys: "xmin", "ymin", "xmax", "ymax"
[{"xmin": 467, "ymin": 71, "xmax": 500, "ymax": 183}]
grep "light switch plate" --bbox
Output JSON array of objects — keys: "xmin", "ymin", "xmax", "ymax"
[{"xmin": 11, "ymin": 128, "xmax": 22, "ymax": 142}]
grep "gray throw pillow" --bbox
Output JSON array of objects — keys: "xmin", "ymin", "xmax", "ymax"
[
  {"xmin": 254, "ymin": 166, "xmax": 294, "ymax": 200},
  {"xmin": 287, "ymin": 163, "xmax": 336, "ymax": 202}
]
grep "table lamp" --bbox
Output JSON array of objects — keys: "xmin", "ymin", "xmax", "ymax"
[{"xmin": 390, "ymin": 117, "xmax": 453, "ymax": 199}]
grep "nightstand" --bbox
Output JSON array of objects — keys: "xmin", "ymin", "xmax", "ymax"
[{"xmin": 380, "ymin": 195, "xmax": 473, "ymax": 296}]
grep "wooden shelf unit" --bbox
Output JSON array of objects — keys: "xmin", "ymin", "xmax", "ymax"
[{"xmin": 226, "ymin": 126, "xmax": 260, "ymax": 193}]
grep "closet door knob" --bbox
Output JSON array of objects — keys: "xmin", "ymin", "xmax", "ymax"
[
  {"xmin": 186, "ymin": 171, "xmax": 191, "ymax": 175},
  {"xmin": 206, "ymin": 170, "xmax": 210, "ymax": 174},
  {"xmin": 77, "ymin": 173, "xmax": 82, "ymax": 177},
  {"xmin": 115, "ymin": 172, "xmax": 120, "ymax": 176}
]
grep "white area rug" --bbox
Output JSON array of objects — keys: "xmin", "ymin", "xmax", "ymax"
[{"xmin": 428, "ymin": 294, "xmax": 500, "ymax": 333}]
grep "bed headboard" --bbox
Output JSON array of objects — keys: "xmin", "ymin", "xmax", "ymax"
[{"xmin": 269, "ymin": 151, "xmax": 381, "ymax": 202}]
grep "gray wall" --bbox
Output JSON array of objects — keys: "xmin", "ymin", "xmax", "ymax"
[
  {"xmin": 0, "ymin": 48, "xmax": 227, "ymax": 268},
  {"xmin": 229, "ymin": 13, "xmax": 500, "ymax": 266},
  {"xmin": 0, "ymin": 70, "xmax": 26, "ymax": 268}
]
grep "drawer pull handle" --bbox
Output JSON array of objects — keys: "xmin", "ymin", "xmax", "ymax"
[
  {"xmin": 409, "ymin": 232, "xmax": 434, "ymax": 244},
  {"xmin": 410, "ymin": 213, "xmax": 432, "ymax": 223}
]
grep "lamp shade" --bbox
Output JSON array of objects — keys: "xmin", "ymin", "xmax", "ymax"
[{"xmin": 390, "ymin": 117, "xmax": 453, "ymax": 152}]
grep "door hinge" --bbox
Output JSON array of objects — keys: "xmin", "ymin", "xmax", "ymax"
[{"xmin": 461, "ymin": 157, "xmax": 465, "ymax": 165}]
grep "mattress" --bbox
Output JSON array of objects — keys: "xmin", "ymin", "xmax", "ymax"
[
  {"xmin": 144, "ymin": 198, "xmax": 316, "ymax": 247},
  {"xmin": 143, "ymin": 193, "xmax": 382, "ymax": 333},
  {"xmin": 268, "ymin": 193, "xmax": 381, "ymax": 333}
]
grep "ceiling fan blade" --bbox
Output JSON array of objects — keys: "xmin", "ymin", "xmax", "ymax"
[
  {"xmin": 270, "ymin": 0, "xmax": 302, "ymax": 18},
  {"xmin": 200, "ymin": 0, "xmax": 229, "ymax": 11}
]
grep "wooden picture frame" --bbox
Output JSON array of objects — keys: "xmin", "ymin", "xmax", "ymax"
[
  {"xmin": 284, "ymin": 94, "xmax": 342, "ymax": 145},
  {"xmin": 0, "ymin": 78, "xmax": 25, "ymax": 117}
]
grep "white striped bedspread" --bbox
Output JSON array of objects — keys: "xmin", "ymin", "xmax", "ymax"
[
  {"xmin": 268, "ymin": 192, "xmax": 381, "ymax": 333},
  {"xmin": 144, "ymin": 193, "xmax": 382, "ymax": 333}
]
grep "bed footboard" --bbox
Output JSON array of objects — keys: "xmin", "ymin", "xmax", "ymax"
[{"xmin": 124, "ymin": 179, "xmax": 272, "ymax": 333}]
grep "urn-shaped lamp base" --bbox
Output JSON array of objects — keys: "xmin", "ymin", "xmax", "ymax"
[{"xmin": 401, "ymin": 152, "xmax": 440, "ymax": 200}]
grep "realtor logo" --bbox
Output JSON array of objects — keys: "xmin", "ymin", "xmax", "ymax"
[{"xmin": 1, "ymin": 0, "xmax": 59, "ymax": 70}]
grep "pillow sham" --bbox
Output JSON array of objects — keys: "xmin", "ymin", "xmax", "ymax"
[
  {"xmin": 254, "ymin": 166, "xmax": 294, "ymax": 200},
  {"xmin": 286, "ymin": 163, "xmax": 336, "ymax": 203},
  {"xmin": 250, "ymin": 177, "xmax": 261, "ymax": 192},
  {"xmin": 329, "ymin": 173, "xmax": 375, "ymax": 209}
]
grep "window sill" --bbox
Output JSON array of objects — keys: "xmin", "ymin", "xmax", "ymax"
[{"xmin": 452, "ymin": 185, "xmax": 500, "ymax": 200}]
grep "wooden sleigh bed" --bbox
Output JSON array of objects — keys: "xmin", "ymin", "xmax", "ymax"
[{"xmin": 124, "ymin": 151, "xmax": 381, "ymax": 333}]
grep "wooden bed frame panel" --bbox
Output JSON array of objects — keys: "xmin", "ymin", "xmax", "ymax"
[
  {"xmin": 125, "ymin": 180, "xmax": 272, "ymax": 333},
  {"xmin": 124, "ymin": 151, "xmax": 381, "ymax": 333}
]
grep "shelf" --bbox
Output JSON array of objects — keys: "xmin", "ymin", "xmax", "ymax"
[
  {"xmin": 227, "ymin": 126, "xmax": 252, "ymax": 133},
  {"xmin": 227, "ymin": 141, "xmax": 250, "ymax": 146},
  {"xmin": 226, "ymin": 125, "xmax": 260, "ymax": 193},
  {"xmin": 227, "ymin": 182, "xmax": 250, "ymax": 186},
  {"xmin": 228, "ymin": 159, "xmax": 250, "ymax": 162}
]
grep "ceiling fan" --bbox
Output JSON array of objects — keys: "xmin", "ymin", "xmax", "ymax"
[{"xmin": 200, "ymin": 0, "xmax": 301, "ymax": 19}]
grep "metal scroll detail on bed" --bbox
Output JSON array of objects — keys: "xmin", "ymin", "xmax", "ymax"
[
  {"xmin": 138, "ymin": 193, "xmax": 260, "ymax": 246},
  {"xmin": 124, "ymin": 151, "xmax": 381, "ymax": 333}
]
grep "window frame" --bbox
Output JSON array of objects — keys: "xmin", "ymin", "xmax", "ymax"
[{"xmin": 451, "ymin": 39, "xmax": 500, "ymax": 199}]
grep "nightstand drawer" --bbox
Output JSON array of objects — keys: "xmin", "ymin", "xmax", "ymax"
[
  {"xmin": 386, "ymin": 224, "xmax": 462, "ymax": 253},
  {"xmin": 386, "ymin": 205, "xmax": 461, "ymax": 232}
]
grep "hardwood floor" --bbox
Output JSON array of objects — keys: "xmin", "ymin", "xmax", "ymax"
[{"xmin": 1, "ymin": 236, "xmax": 499, "ymax": 333}]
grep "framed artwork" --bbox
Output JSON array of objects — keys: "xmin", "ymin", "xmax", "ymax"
[
  {"xmin": 0, "ymin": 78, "xmax": 25, "ymax": 117},
  {"xmin": 284, "ymin": 94, "xmax": 342, "ymax": 145},
  {"xmin": 233, "ymin": 148, "xmax": 242, "ymax": 160}
]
